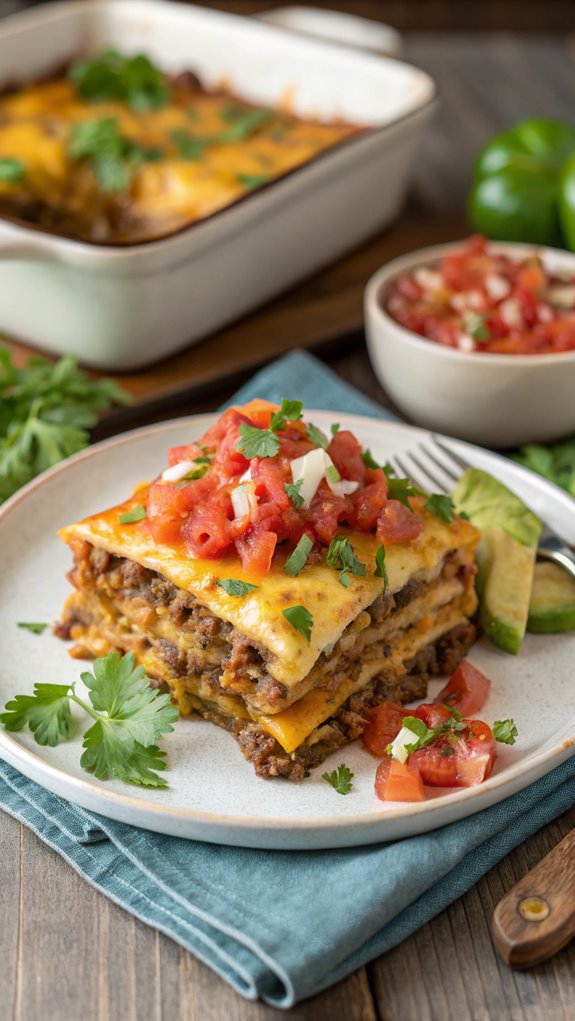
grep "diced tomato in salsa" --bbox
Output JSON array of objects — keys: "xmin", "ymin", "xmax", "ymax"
[
  {"xmin": 143, "ymin": 400, "xmax": 437, "ymax": 575},
  {"xmin": 386, "ymin": 235, "xmax": 575, "ymax": 355}
]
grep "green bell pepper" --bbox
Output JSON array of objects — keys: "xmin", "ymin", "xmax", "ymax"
[{"xmin": 468, "ymin": 118, "xmax": 575, "ymax": 246}]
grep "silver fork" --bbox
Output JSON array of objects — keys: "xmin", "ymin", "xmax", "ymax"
[{"xmin": 388, "ymin": 435, "xmax": 575, "ymax": 582}]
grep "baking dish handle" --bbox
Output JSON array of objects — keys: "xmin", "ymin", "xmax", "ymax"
[{"xmin": 255, "ymin": 6, "xmax": 403, "ymax": 58}]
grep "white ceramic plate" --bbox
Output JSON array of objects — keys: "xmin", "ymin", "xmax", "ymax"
[{"xmin": 1, "ymin": 412, "xmax": 574, "ymax": 849}]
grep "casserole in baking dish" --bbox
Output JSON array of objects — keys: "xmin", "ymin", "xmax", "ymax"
[{"xmin": 0, "ymin": 1, "xmax": 436, "ymax": 369}]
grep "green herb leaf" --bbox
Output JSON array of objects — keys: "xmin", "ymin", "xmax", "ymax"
[
  {"xmin": 237, "ymin": 172, "xmax": 271, "ymax": 190},
  {"xmin": 270, "ymin": 399, "xmax": 303, "ymax": 433},
  {"xmin": 69, "ymin": 117, "xmax": 162, "ymax": 192},
  {"xmin": 216, "ymin": 578, "xmax": 258, "ymax": 597},
  {"xmin": 374, "ymin": 545, "xmax": 388, "ymax": 588},
  {"xmin": 362, "ymin": 449, "xmax": 380, "ymax": 470},
  {"xmin": 78, "ymin": 651, "xmax": 179, "ymax": 787},
  {"xmin": 285, "ymin": 477, "xmax": 305, "ymax": 509},
  {"xmin": 236, "ymin": 424, "xmax": 280, "ymax": 459},
  {"xmin": 326, "ymin": 464, "xmax": 341, "ymax": 483},
  {"xmin": 0, "ymin": 158, "xmax": 25, "ymax": 183},
  {"xmin": 321, "ymin": 763, "xmax": 354, "ymax": 795},
  {"xmin": 282, "ymin": 605, "xmax": 313, "ymax": 641},
  {"xmin": 0, "ymin": 683, "xmax": 73, "ymax": 746},
  {"xmin": 70, "ymin": 48, "xmax": 170, "ymax": 111},
  {"xmin": 171, "ymin": 129, "xmax": 205, "ymax": 161},
  {"xmin": 307, "ymin": 423, "xmax": 329, "ymax": 450},
  {"xmin": 0, "ymin": 348, "xmax": 130, "ymax": 505},
  {"xmin": 182, "ymin": 463, "xmax": 208, "ymax": 481},
  {"xmin": 466, "ymin": 312, "xmax": 490, "ymax": 341},
  {"xmin": 326, "ymin": 536, "xmax": 366, "ymax": 587},
  {"xmin": 386, "ymin": 474, "xmax": 424, "ymax": 507},
  {"xmin": 425, "ymin": 493, "xmax": 456, "ymax": 524},
  {"xmin": 331, "ymin": 423, "xmax": 340, "ymax": 436},
  {"xmin": 118, "ymin": 504, "xmax": 146, "ymax": 524},
  {"xmin": 17, "ymin": 622, "xmax": 49, "ymax": 634},
  {"xmin": 493, "ymin": 719, "xmax": 518, "ymax": 745},
  {"xmin": 513, "ymin": 439, "xmax": 575, "ymax": 498},
  {"xmin": 284, "ymin": 534, "xmax": 313, "ymax": 577}
]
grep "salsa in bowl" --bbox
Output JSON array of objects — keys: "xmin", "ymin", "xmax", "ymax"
[{"xmin": 364, "ymin": 238, "xmax": 575, "ymax": 447}]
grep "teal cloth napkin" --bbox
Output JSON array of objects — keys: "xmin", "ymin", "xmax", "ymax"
[{"xmin": 1, "ymin": 350, "xmax": 574, "ymax": 1008}]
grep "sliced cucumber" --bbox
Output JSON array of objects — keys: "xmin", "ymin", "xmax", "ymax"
[
  {"xmin": 476, "ymin": 527, "xmax": 537, "ymax": 655},
  {"xmin": 527, "ymin": 561, "xmax": 575, "ymax": 633}
]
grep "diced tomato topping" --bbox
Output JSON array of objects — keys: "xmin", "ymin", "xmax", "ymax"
[
  {"xmin": 413, "ymin": 703, "xmax": 454, "ymax": 729},
  {"xmin": 362, "ymin": 701, "xmax": 409, "ymax": 757},
  {"xmin": 145, "ymin": 399, "xmax": 427, "ymax": 574},
  {"xmin": 435, "ymin": 659, "xmax": 491, "ymax": 717},
  {"xmin": 376, "ymin": 499, "xmax": 423, "ymax": 545},
  {"xmin": 410, "ymin": 719, "xmax": 496, "ymax": 788},
  {"xmin": 385, "ymin": 235, "xmax": 575, "ymax": 356},
  {"xmin": 375, "ymin": 758, "xmax": 425, "ymax": 802}
]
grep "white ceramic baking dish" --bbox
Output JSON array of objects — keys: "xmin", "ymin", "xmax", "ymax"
[{"xmin": 0, "ymin": 0, "xmax": 436, "ymax": 370}]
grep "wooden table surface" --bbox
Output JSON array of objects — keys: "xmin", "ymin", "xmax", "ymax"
[{"xmin": 1, "ymin": 5, "xmax": 575, "ymax": 1019}]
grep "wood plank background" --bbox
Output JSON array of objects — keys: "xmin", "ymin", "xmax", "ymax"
[{"xmin": 1, "ymin": 4, "xmax": 574, "ymax": 1019}]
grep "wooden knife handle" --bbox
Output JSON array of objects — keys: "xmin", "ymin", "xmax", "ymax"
[{"xmin": 492, "ymin": 828, "xmax": 575, "ymax": 968}]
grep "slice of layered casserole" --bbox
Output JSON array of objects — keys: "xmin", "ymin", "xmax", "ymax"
[{"xmin": 57, "ymin": 400, "xmax": 479, "ymax": 780}]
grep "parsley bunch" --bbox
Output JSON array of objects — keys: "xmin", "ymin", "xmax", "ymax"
[
  {"xmin": 0, "ymin": 348, "xmax": 130, "ymax": 504},
  {"xmin": 1, "ymin": 652, "xmax": 179, "ymax": 788}
]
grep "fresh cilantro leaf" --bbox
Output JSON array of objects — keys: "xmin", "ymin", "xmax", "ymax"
[
  {"xmin": 331, "ymin": 423, "xmax": 340, "ymax": 436},
  {"xmin": 0, "ymin": 158, "xmax": 25, "ymax": 183},
  {"xmin": 70, "ymin": 49, "xmax": 170, "ymax": 111},
  {"xmin": 493, "ymin": 719, "xmax": 518, "ymax": 745},
  {"xmin": 284, "ymin": 534, "xmax": 313, "ymax": 577},
  {"xmin": 270, "ymin": 399, "xmax": 303, "ymax": 433},
  {"xmin": 118, "ymin": 504, "xmax": 146, "ymax": 524},
  {"xmin": 0, "ymin": 683, "xmax": 73, "ymax": 746},
  {"xmin": 236, "ymin": 424, "xmax": 280, "ymax": 459},
  {"xmin": 326, "ymin": 537, "xmax": 366, "ymax": 587},
  {"xmin": 237, "ymin": 173, "xmax": 271, "ymax": 190},
  {"xmin": 0, "ymin": 349, "xmax": 130, "ymax": 504},
  {"xmin": 307, "ymin": 423, "xmax": 329, "ymax": 450},
  {"xmin": 387, "ymin": 475, "xmax": 424, "ymax": 507},
  {"xmin": 171, "ymin": 129, "xmax": 205, "ymax": 161},
  {"xmin": 442, "ymin": 744, "xmax": 453, "ymax": 757},
  {"xmin": 466, "ymin": 312, "xmax": 490, "ymax": 341},
  {"xmin": 326, "ymin": 465, "xmax": 341, "ymax": 483},
  {"xmin": 193, "ymin": 456, "xmax": 212, "ymax": 465},
  {"xmin": 425, "ymin": 493, "xmax": 456, "ymax": 524},
  {"xmin": 218, "ymin": 109, "xmax": 272, "ymax": 141},
  {"xmin": 282, "ymin": 605, "xmax": 313, "ymax": 641},
  {"xmin": 374, "ymin": 545, "xmax": 388, "ymax": 588},
  {"xmin": 182, "ymin": 463, "xmax": 208, "ymax": 481},
  {"xmin": 17, "ymin": 622, "xmax": 49, "ymax": 634},
  {"xmin": 69, "ymin": 118, "xmax": 162, "ymax": 192},
  {"xmin": 217, "ymin": 578, "xmax": 258, "ymax": 597},
  {"xmin": 321, "ymin": 763, "xmax": 354, "ymax": 795},
  {"xmin": 285, "ymin": 478, "xmax": 305, "ymax": 509},
  {"xmin": 362, "ymin": 449, "xmax": 380, "ymax": 470}
]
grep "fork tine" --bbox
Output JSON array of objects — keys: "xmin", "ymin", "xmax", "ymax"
[
  {"xmin": 415, "ymin": 444, "xmax": 460, "ymax": 489},
  {"xmin": 407, "ymin": 449, "xmax": 448, "ymax": 494},
  {"xmin": 390, "ymin": 452, "xmax": 434, "ymax": 493},
  {"xmin": 431, "ymin": 435, "xmax": 473, "ymax": 476}
]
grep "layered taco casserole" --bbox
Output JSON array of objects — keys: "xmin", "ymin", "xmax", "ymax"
[
  {"xmin": 57, "ymin": 400, "xmax": 479, "ymax": 781},
  {"xmin": 0, "ymin": 48, "xmax": 360, "ymax": 244}
]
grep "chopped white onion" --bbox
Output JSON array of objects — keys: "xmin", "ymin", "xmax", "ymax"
[
  {"xmin": 457, "ymin": 333, "xmax": 476, "ymax": 353},
  {"xmin": 231, "ymin": 482, "xmax": 258, "ymax": 521},
  {"xmin": 485, "ymin": 274, "xmax": 511, "ymax": 302},
  {"xmin": 537, "ymin": 304, "xmax": 553, "ymax": 323},
  {"xmin": 546, "ymin": 285, "xmax": 575, "ymax": 309},
  {"xmin": 499, "ymin": 298, "xmax": 522, "ymax": 328},
  {"xmin": 239, "ymin": 467, "xmax": 252, "ymax": 483},
  {"xmin": 161, "ymin": 460, "xmax": 196, "ymax": 483},
  {"xmin": 413, "ymin": 267, "xmax": 443, "ymax": 293},
  {"xmin": 291, "ymin": 448, "xmax": 359, "ymax": 507},
  {"xmin": 389, "ymin": 724, "xmax": 420, "ymax": 764}
]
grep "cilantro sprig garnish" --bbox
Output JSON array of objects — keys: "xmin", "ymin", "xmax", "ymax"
[
  {"xmin": 70, "ymin": 49, "xmax": 170, "ymax": 112},
  {"xmin": 493, "ymin": 719, "xmax": 518, "ymax": 745},
  {"xmin": 387, "ymin": 715, "xmax": 468, "ymax": 758},
  {"xmin": 172, "ymin": 109, "xmax": 273, "ymax": 162},
  {"xmin": 466, "ymin": 312, "xmax": 490, "ymax": 342},
  {"xmin": 282, "ymin": 605, "xmax": 313, "ymax": 641},
  {"xmin": 0, "ymin": 348, "xmax": 130, "ymax": 505},
  {"xmin": 217, "ymin": 578, "xmax": 258, "ymax": 597},
  {"xmin": 307, "ymin": 423, "xmax": 329, "ymax": 450},
  {"xmin": 322, "ymin": 763, "xmax": 354, "ymax": 795},
  {"xmin": 284, "ymin": 534, "xmax": 313, "ymax": 577},
  {"xmin": 386, "ymin": 472, "xmax": 424, "ymax": 507},
  {"xmin": 0, "ymin": 652, "xmax": 179, "ymax": 788},
  {"xmin": 17, "ymin": 622, "xmax": 49, "ymax": 635},
  {"xmin": 326, "ymin": 537, "xmax": 366, "ymax": 588},
  {"xmin": 425, "ymin": 493, "xmax": 456, "ymax": 524},
  {"xmin": 362, "ymin": 449, "xmax": 380, "ymax": 470},
  {"xmin": 69, "ymin": 117, "xmax": 163, "ymax": 192},
  {"xmin": 0, "ymin": 158, "xmax": 25, "ymax": 183},
  {"xmin": 374, "ymin": 545, "xmax": 388, "ymax": 588},
  {"xmin": 237, "ymin": 173, "xmax": 271, "ymax": 191},
  {"xmin": 236, "ymin": 398, "xmax": 303, "ymax": 459}
]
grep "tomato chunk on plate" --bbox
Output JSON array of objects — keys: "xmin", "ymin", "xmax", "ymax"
[
  {"xmin": 435, "ymin": 659, "xmax": 491, "ymax": 717},
  {"xmin": 375, "ymin": 758, "xmax": 424, "ymax": 802},
  {"xmin": 362, "ymin": 701, "xmax": 408, "ymax": 757}
]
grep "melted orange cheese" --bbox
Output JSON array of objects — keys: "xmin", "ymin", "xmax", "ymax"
[{"xmin": 0, "ymin": 78, "xmax": 358, "ymax": 243}]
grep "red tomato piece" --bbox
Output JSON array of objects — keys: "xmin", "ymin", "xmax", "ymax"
[
  {"xmin": 327, "ymin": 430, "xmax": 366, "ymax": 483},
  {"xmin": 362, "ymin": 701, "xmax": 408, "ymax": 757},
  {"xmin": 375, "ymin": 758, "xmax": 424, "ymax": 802},
  {"xmin": 413, "ymin": 703, "xmax": 453, "ymax": 729},
  {"xmin": 236, "ymin": 528, "xmax": 277, "ymax": 575},
  {"xmin": 410, "ymin": 719, "xmax": 496, "ymax": 788},
  {"xmin": 350, "ymin": 468, "xmax": 388, "ymax": 531},
  {"xmin": 376, "ymin": 499, "xmax": 423, "ymax": 545},
  {"xmin": 435, "ymin": 659, "xmax": 491, "ymax": 717}
]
